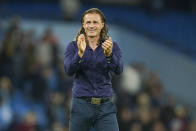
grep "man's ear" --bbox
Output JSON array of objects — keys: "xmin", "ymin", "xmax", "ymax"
[
  {"xmin": 101, "ymin": 23, "xmax": 104, "ymax": 29},
  {"xmin": 81, "ymin": 27, "xmax": 85, "ymax": 34}
]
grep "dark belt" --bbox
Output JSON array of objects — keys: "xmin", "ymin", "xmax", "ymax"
[{"xmin": 78, "ymin": 97, "xmax": 111, "ymax": 105}]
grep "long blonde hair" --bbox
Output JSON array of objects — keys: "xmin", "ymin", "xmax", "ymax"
[{"xmin": 75, "ymin": 8, "xmax": 109, "ymax": 44}]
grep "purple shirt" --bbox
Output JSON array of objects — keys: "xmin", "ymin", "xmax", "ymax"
[{"xmin": 64, "ymin": 41, "xmax": 123, "ymax": 97}]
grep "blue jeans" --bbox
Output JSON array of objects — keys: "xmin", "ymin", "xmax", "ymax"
[{"xmin": 69, "ymin": 97, "xmax": 119, "ymax": 131}]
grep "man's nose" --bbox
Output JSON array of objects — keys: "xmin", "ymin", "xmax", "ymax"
[{"xmin": 89, "ymin": 23, "xmax": 95, "ymax": 27}]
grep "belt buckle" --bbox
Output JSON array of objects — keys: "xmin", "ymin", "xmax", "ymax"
[{"xmin": 91, "ymin": 98, "xmax": 101, "ymax": 105}]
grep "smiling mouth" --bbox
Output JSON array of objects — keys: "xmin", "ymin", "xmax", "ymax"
[{"xmin": 88, "ymin": 31, "xmax": 96, "ymax": 34}]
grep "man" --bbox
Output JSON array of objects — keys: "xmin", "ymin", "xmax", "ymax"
[{"xmin": 64, "ymin": 8, "xmax": 123, "ymax": 131}]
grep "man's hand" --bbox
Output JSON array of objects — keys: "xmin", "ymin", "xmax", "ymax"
[
  {"xmin": 77, "ymin": 34, "xmax": 86, "ymax": 58},
  {"xmin": 102, "ymin": 37, "xmax": 113, "ymax": 57}
]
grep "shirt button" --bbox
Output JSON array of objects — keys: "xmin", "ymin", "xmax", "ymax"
[{"xmin": 79, "ymin": 60, "xmax": 82, "ymax": 63}]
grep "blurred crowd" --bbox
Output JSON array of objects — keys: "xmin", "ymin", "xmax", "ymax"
[
  {"xmin": 115, "ymin": 63, "xmax": 196, "ymax": 131},
  {"xmin": 0, "ymin": 16, "xmax": 73, "ymax": 131},
  {"xmin": 0, "ymin": 16, "xmax": 196, "ymax": 131}
]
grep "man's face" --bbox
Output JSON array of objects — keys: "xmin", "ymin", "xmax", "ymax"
[{"xmin": 83, "ymin": 13, "xmax": 104, "ymax": 38}]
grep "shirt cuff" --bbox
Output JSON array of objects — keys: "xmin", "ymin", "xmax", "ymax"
[
  {"xmin": 74, "ymin": 49, "xmax": 88, "ymax": 64},
  {"xmin": 73, "ymin": 53, "xmax": 82, "ymax": 64},
  {"xmin": 106, "ymin": 53, "xmax": 113, "ymax": 64},
  {"xmin": 107, "ymin": 53, "xmax": 119, "ymax": 66}
]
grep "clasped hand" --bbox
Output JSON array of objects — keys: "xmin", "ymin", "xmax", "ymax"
[
  {"xmin": 77, "ymin": 34, "xmax": 86, "ymax": 58},
  {"xmin": 102, "ymin": 37, "xmax": 113, "ymax": 57},
  {"xmin": 77, "ymin": 34, "xmax": 113, "ymax": 58}
]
